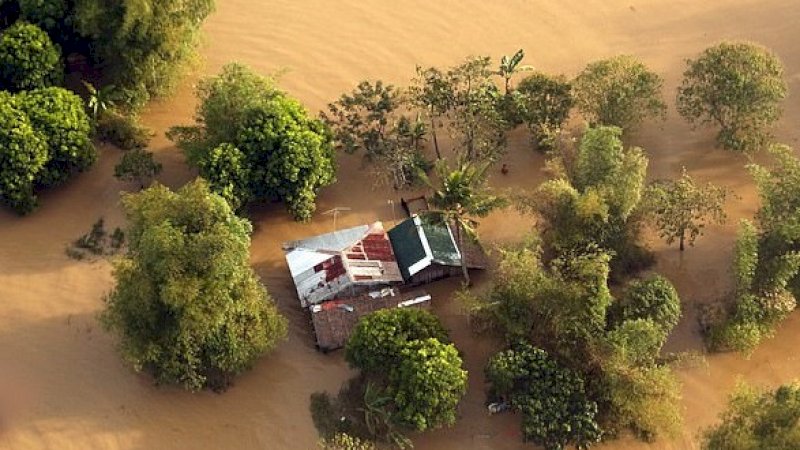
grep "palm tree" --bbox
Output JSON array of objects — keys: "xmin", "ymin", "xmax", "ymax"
[
  {"xmin": 496, "ymin": 49, "xmax": 533, "ymax": 94},
  {"xmin": 420, "ymin": 160, "xmax": 507, "ymax": 286}
]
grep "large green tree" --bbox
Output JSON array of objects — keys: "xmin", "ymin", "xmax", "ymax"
[
  {"xmin": 390, "ymin": 338, "xmax": 467, "ymax": 431},
  {"xmin": 73, "ymin": 0, "xmax": 215, "ymax": 109},
  {"xmin": 677, "ymin": 42, "xmax": 786, "ymax": 153},
  {"xmin": 101, "ymin": 179, "xmax": 288, "ymax": 391},
  {"xmin": 523, "ymin": 126, "xmax": 650, "ymax": 277},
  {"xmin": 573, "ymin": 55, "xmax": 666, "ymax": 130},
  {"xmin": 420, "ymin": 159, "xmax": 507, "ymax": 285},
  {"xmin": 0, "ymin": 21, "xmax": 62, "ymax": 92},
  {"xmin": 703, "ymin": 383, "xmax": 800, "ymax": 449},
  {"xmin": 169, "ymin": 64, "xmax": 336, "ymax": 221},
  {"xmin": 710, "ymin": 145, "xmax": 800, "ymax": 353},
  {"xmin": 345, "ymin": 308, "xmax": 467, "ymax": 434}
]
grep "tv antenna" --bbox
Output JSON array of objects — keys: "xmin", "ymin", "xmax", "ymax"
[{"xmin": 321, "ymin": 207, "xmax": 351, "ymax": 231}]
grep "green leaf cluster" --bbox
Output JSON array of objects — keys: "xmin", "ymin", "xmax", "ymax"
[{"xmin": 101, "ymin": 180, "xmax": 288, "ymax": 391}]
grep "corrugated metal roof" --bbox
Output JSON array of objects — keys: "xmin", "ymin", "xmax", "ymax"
[{"xmin": 284, "ymin": 222, "xmax": 403, "ymax": 307}]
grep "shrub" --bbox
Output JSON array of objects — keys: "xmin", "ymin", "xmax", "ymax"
[
  {"xmin": 95, "ymin": 110, "xmax": 152, "ymax": 150},
  {"xmin": 114, "ymin": 148, "xmax": 162, "ymax": 189},
  {"xmin": 0, "ymin": 21, "xmax": 62, "ymax": 92}
]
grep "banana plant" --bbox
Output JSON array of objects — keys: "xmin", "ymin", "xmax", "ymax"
[
  {"xmin": 497, "ymin": 49, "xmax": 533, "ymax": 94},
  {"xmin": 83, "ymin": 81, "xmax": 116, "ymax": 120}
]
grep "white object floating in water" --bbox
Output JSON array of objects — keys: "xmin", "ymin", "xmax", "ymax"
[{"xmin": 398, "ymin": 295, "xmax": 432, "ymax": 308}]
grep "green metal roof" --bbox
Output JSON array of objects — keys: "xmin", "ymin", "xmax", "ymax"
[
  {"xmin": 388, "ymin": 216, "xmax": 461, "ymax": 280},
  {"xmin": 420, "ymin": 218, "xmax": 460, "ymax": 266}
]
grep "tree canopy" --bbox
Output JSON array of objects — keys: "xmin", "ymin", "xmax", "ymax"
[
  {"xmin": 0, "ymin": 87, "xmax": 94, "ymax": 213},
  {"xmin": 709, "ymin": 145, "xmax": 800, "ymax": 353},
  {"xmin": 0, "ymin": 21, "xmax": 62, "ymax": 92},
  {"xmin": 521, "ymin": 126, "xmax": 650, "ymax": 277},
  {"xmin": 101, "ymin": 179, "xmax": 288, "ymax": 391},
  {"xmin": 324, "ymin": 80, "xmax": 428, "ymax": 188},
  {"xmin": 486, "ymin": 343, "xmax": 602, "ymax": 450},
  {"xmin": 169, "ymin": 63, "xmax": 336, "ymax": 221},
  {"xmin": 573, "ymin": 55, "xmax": 666, "ymax": 130},
  {"xmin": 703, "ymin": 383, "xmax": 800, "ymax": 449},
  {"xmin": 72, "ymin": 0, "xmax": 215, "ymax": 109},
  {"xmin": 514, "ymin": 72, "xmax": 573, "ymax": 150},
  {"xmin": 677, "ymin": 42, "xmax": 786, "ymax": 153},
  {"xmin": 16, "ymin": 87, "xmax": 96, "ymax": 187},
  {"xmin": 345, "ymin": 308, "xmax": 467, "ymax": 434}
]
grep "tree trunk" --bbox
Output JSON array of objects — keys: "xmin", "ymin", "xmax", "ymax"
[
  {"xmin": 430, "ymin": 116, "xmax": 442, "ymax": 160},
  {"xmin": 679, "ymin": 232, "xmax": 685, "ymax": 251},
  {"xmin": 456, "ymin": 223, "xmax": 471, "ymax": 286}
]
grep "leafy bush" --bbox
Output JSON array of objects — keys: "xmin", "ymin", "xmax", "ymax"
[
  {"xmin": 573, "ymin": 55, "xmax": 666, "ymax": 130},
  {"xmin": 0, "ymin": 21, "xmax": 62, "ymax": 92},
  {"xmin": 114, "ymin": 148, "xmax": 162, "ymax": 189},
  {"xmin": 345, "ymin": 308, "xmax": 449, "ymax": 373},
  {"xmin": 514, "ymin": 73, "xmax": 573, "ymax": 151},
  {"xmin": 170, "ymin": 63, "xmax": 336, "ymax": 221},
  {"xmin": 101, "ymin": 179, "xmax": 288, "ymax": 391},
  {"xmin": 95, "ymin": 110, "xmax": 152, "ymax": 150},
  {"xmin": 16, "ymin": 87, "xmax": 96, "ymax": 187},
  {"xmin": 613, "ymin": 275, "xmax": 682, "ymax": 335},
  {"xmin": 486, "ymin": 344, "xmax": 602, "ymax": 450},
  {"xmin": 0, "ymin": 94, "xmax": 48, "ymax": 213},
  {"xmin": 678, "ymin": 42, "xmax": 786, "ymax": 153}
]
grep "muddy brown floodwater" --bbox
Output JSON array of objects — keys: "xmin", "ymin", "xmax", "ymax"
[{"xmin": 2, "ymin": 1, "xmax": 800, "ymax": 449}]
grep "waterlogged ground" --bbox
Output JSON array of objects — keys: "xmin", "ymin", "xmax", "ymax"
[{"xmin": 2, "ymin": 1, "xmax": 800, "ymax": 449}]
